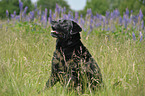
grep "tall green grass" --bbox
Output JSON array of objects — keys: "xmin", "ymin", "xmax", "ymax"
[{"xmin": 0, "ymin": 22, "xmax": 145, "ymax": 96}]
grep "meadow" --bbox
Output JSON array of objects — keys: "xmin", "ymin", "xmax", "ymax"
[{"xmin": 0, "ymin": 1, "xmax": 145, "ymax": 96}]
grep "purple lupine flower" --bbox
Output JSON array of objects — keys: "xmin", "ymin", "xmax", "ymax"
[
  {"xmin": 99, "ymin": 15, "xmax": 103, "ymax": 21},
  {"xmin": 123, "ymin": 13, "xmax": 128, "ymax": 29},
  {"xmin": 110, "ymin": 12, "xmax": 114, "ymax": 19},
  {"xmin": 29, "ymin": 11, "xmax": 35, "ymax": 21},
  {"xmin": 45, "ymin": 8, "xmax": 48, "ymax": 22},
  {"xmin": 53, "ymin": 13, "xmax": 56, "ymax": 20},
  {"xmin": 41, "ymin": 11, "xmax": 45, "ymax": 21},
  {"xmin": 6, "ymin": 10, "xmax": 9, "ymax": 17},
  {"xmin": 132, "ymin": 32, "xmax": 136, "ymax": 40},
  {"xmin": 106, "ymin": 11, "xmax": 110, "ymax": 19},
  {"xmin": 80, "ymin": 16, "xmax": 85, "ymax": 29},
  {"xmin": 49, "ymin": 9, "xmax": 52, "ymax": 23},
  {"xmin": 126, "ymin": 8, "xmax": 129, "ymax": 16},
  {"xmin": 95, "ymin": 23, "xmax": 99, "ymax": 27},
  {"xmin": 6, "ymin": 10, "xmax": 9, "ymax": 23},
  {"xmin": 103, "ymin": 17, "xmax": 106, "ymax": 30},
  {"xmin": 34, "ymin": 4, "xmax": 37, "ymax": 11},
  {"xmin": 131, "ymin": 10, "xmax": 133, "ymax": 14},
  {"xmin": 22, "ymin": 6, "xmax": 28, "ymax": 17},
  {"xmin": 61, "ymin": 8, "xmax": 63, "ymax": 13},
  {"xmin": 87, "ymin": 8, "xmax": 92, "ymax": 16},
  {"xmin": 139, "ymin": 31, "xmax": 143, "ymax": 42},
  {"xmin": 132, "ymin": 15, "xmax": 138, "ymax": 25},
  {"xmin": 139, "ymin": 9, "xmax": 143, "ymax": 21},
  {"xmin": 63, "ymin": 14, "xmax": 67, "ymax": 20},
  {"xmin": 75, "ymin": 11, "xmax": 79, "ymax": 22},
  {"xmin": 68, "ymin": 11, "xmax": 72, "ymax": 20},
  {"xmin": 96, "ymin": 13, "xmax": 100, "ymax": 19},
  {"xmin": 91, "ymin": 13, "xmax": 94, "ymax": 19},
  {"xmin": 55, "ymin": 4, "xmax": 60, "ymax": 14},
  {"xmin": 81, "ymin": 14, "xmax": 83, "ymax": 18},
  {"xmin": 61, "ymin": 8, "xmax": 64, "ymax": 17},
  {"xmin": 71, "ymin": 13, "xmax": 74, "ymax": 20},
  {"xmin": 115, "ymin": 9, "xmax": 120, "ymax": 17},
  {"xmin": 14, "ymin": 11, "xmax": 16, "ymax": 16},
  {"xmin": 19, "ymin": 0, "xmax": 23, "ymax": 12},
  {"xmin": 106, "ymin": 27, "xmax": 110, "ymax": 31},
  {"xmin": 63, "ymin": 7, "xmax": 66, "ymax": 13},
  {"xmin": 15, "ymin": 15, "xmax": 20, "ymax": 21},
  {"xmin": 37, "ymin": 10, "xmax": 40, "ymax": 17},
  {"xmin": 88, "ymin": 18, "xmax": 93, "ymax": 35},
  {"xmin": 11, "ymin": 14, "xmax": 14, "ymax": 19}
]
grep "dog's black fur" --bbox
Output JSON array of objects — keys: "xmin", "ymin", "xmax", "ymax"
[{"xmin": 46, "ymin": 20, "xmax": 102, "ymax": 91}]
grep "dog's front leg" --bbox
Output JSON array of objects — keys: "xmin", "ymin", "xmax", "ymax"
[
  {"xmin": 45, "ymin": 52, "xmax": 60, "ymax": 89},
  {"xmin": 46, "ymin": 73, "xmax": 58, "ymax": 88}
]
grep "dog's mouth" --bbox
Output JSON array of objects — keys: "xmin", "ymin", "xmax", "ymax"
[{"xmin": 51, "ymin": 30, "xmax": 64, "ymax": 38}]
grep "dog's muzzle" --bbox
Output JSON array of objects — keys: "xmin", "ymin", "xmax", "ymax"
[{"xmin": 51, "ymin": 30, "xmax": 65, "ymax": 38}]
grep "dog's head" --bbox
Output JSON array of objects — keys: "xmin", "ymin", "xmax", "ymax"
[{"xmin": 51, "ymin": 20, "xmax": 82, "ymax": 39}]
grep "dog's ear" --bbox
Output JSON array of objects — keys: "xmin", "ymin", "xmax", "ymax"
[{"xmin": 70, "ymin": 21, "xmax": 82, "ymax": 35}]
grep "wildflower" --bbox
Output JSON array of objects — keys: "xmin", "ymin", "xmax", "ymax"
[
  {"xmin": 6, "ymin": 10, "xmax": 9, "ymax": 17},
  {"xmin": 132, "ymin": 32, "xmax": 136, "ymax": 41},
  {"xmin": 45, "ymin": 8, "xmax": 48, "ymax": 22},
  {"xmin": 131, "ymin": 10, "xmax": 133, "ymax": 14},
  {"xmin": 19, "ymin": 0, "xmax": 23, "ymax": 12},
  {"xmin": 139, "ymin": 31, "xmax": 143, "ymax": 42},
  {"xmin": 123, "ymin": 13, "xmax": 128, "ymax": 29},
  {"xmin": 106, "ymin": 11, "xmax": 110, "ymax": 19},
  {"xmin": 126, "ymin": 8, "xmax": 129, "ymax": 17},
  {"xmin": 55, "ymin": 4, "xmax": 60, "ymax": 14},
  {"xmin": 110, "ymin": 12, "xmax": 114, "ymax": 19},
  {"xmin": 103, "ymin": 17, "xmax": 106, "ymax": 30},
  {"xmin": 139, "ymin": 9, "xmax": 143, "ymax": 21},
  {"xmin": 14, "ymin": 11, "xmax": 16, "ymax": 16},
  {"xmin": 75, "ymin": 12, "xmax": 79, "ymax": 22},
  {"xmin": 87, "ymin": 8, "xmax": 92, "ymax": 15},
  {"xmin": 15, "ymin": 16, "xmax": 20, "ymax": 21},
  {"xmin": 49, "ymin": 9, "xmax": 52, "ymax": 23},
  {"xmin": 63, "ymin": 7, "xmax": 66, "ymax": 13},
  {"xmin": 96, "ymin": 13, "xmax": 100, "ymax": 19},
  {"xmin": 29, "ymin": 11, "xmax": 35, "ymax": 21},
  {"xmin": 115, "ymin": 9, "xmax": 120, "ymax": 17},
  {"xmin": 11, "ymin": 14, "xmax": 14, "ymax": 19},
  {"xmin": 34, "ymin": 4, "xmax": 37, "ymax": 11},
  {"xmin": 22, "ymin": 6, "xmax": 28, "ymax": 17},
  {"xmin": 68, "ymin": 11, "xmax": 72, "ymax": 20}
]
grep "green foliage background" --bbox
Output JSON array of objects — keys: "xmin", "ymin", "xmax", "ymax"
[
  {"xmin": 0, "ymin": 0, "xmax": 33, "ymax": 19},
  {"xmin": 0, "ymin": 0, "xmax": 145, "ymax": 19},
  {"xmin": 37, "ymin": 0, "xmax": 70, "ymax": 12},
  {"xmin": 81, "ymin": 0, "xmax": 145, "ymax": 16}
]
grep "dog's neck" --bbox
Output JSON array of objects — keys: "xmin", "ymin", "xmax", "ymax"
[
  {"xmin": 56, "ymin": 33, "xmax": 81, "ymax": 49},
  {"xmin": 56, "ymin": 33, "xmax": 83, "ymax": 60}
]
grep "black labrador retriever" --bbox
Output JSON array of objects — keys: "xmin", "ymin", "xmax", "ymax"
[{"xmin": 46, "ymin": 19, "xmax": 102, "ymax": 91}]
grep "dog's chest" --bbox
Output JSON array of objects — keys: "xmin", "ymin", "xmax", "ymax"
[{"xmin": 52, "ymin": 47, "xmax": 89, "ymax": 71}]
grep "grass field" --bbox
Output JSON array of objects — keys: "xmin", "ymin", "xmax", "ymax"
[{"xmin": 0, "ymin": 22, "xmax": 145, "ymax": 96}]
